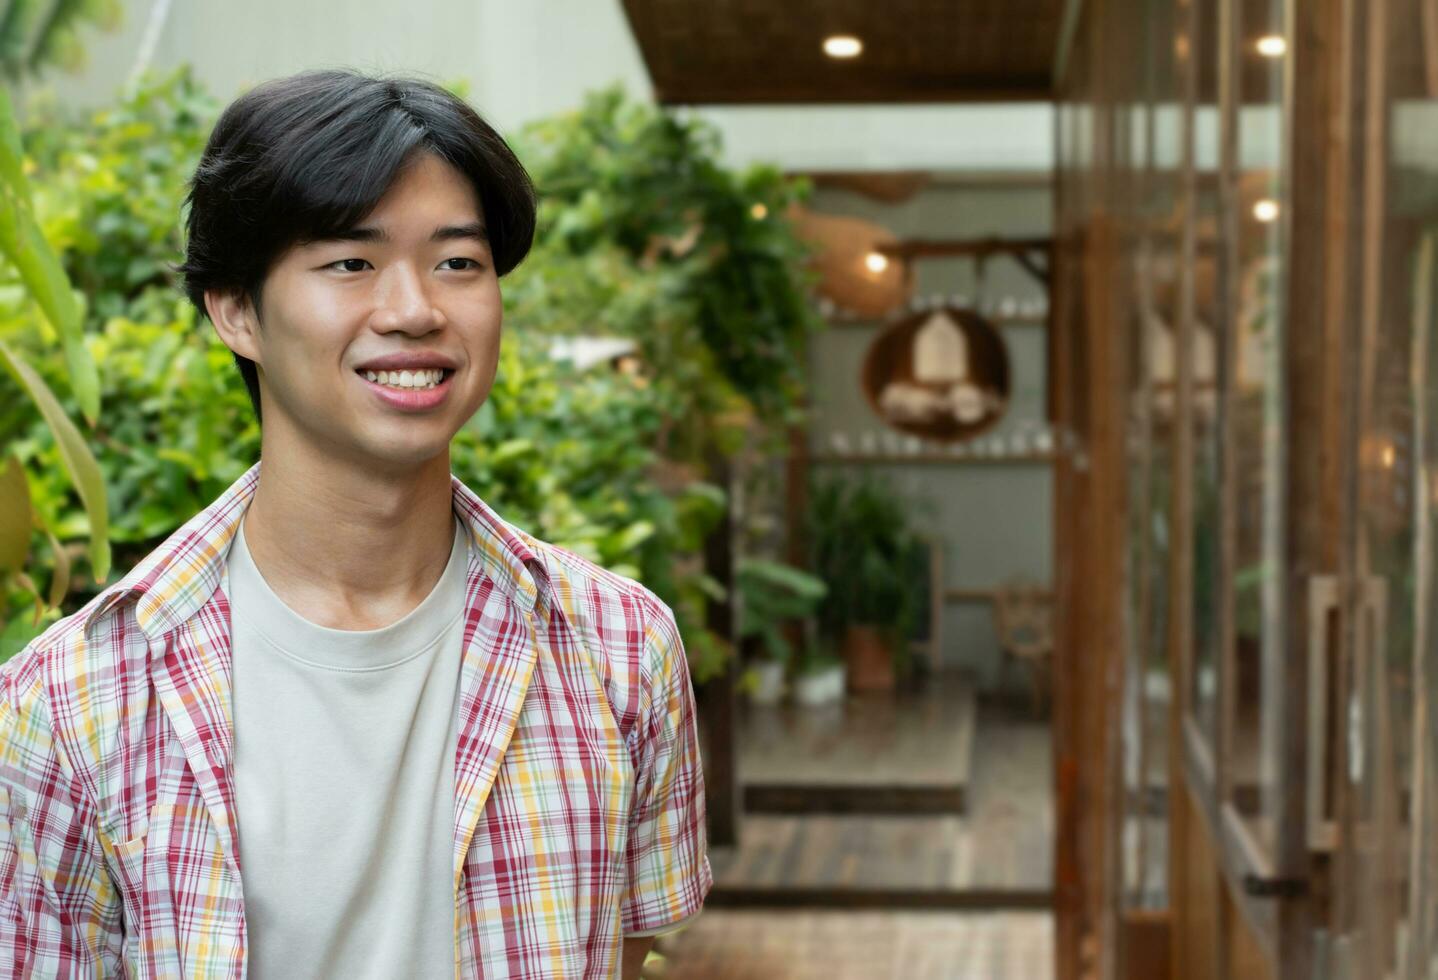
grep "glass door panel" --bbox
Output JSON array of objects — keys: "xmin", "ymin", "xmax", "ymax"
[
  {"xmin": 1188, "ymin": 0, "xmax": 1226, "ymax": 756},
  {"xmin": 1337, "ymin": 2, "xmax": 1438, "ymax": 976},
  {"xmin": 1222, "ymin": 0, "xmax": 1288, "ymax": 862},
  {"xmin": 1119, "ymin": 0, "xmax": 1184, "ymax": 914}
]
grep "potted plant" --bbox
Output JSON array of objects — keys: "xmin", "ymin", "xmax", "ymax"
[
  {"xmin": 792, "ymin": 637, "xmax": 847, "ymax": 706},
  {"xmin": 735, "ymin": 556, "xmax": 828, "ymax": 704},
  {"xmin": 807, "ymin": 475, "xmax": 927, "ymax": 693}
]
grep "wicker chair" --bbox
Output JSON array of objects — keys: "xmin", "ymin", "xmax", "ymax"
[{"xmin": 993, "ymin": 580, "xmax": 1054, "ymax": 715}]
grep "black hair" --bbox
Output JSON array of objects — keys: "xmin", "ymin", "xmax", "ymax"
[{"xmin": 176, "ymin": 68, "xmax": 537, "ymax": 424}]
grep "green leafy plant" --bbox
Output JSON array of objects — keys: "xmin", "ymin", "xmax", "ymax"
[
  {"xmin": 0, "ymin": 0, "xmax": 122, "ymax": 83},
  {"xmin": 735, "ymin": 557, "xmax": 827, "ymax": 665},
  {"xmin": 806, "ymin": 475, "xmax": 929, "ymax": 665},
  {"xmin": 794, "ymin": 638, "xmax": 844, "ymax": 677},
  {"xmin": 507, "ymin": 86, "xmax": 825, "ymax": 461},
  {"xmin": 0, "ymin": 81, "xmax": 116, "ymax": 654},
  {"xmin": 2, "ymin": 72, "xmax": 834, "ymax": 678}
]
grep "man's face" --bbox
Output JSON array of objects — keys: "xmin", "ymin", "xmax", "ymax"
[{"xmin": 216, "ymin": 152, "xmax": 502, "ymax": 472}]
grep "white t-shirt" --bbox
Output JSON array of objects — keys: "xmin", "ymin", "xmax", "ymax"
[{"xmin": 222, "ymin": 508, "xmax": 470, "ymax": 979}]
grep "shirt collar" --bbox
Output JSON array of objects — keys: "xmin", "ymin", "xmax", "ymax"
[{"xmin": 82, "ymin": 459, "xmax": 550, "ymax": 644}]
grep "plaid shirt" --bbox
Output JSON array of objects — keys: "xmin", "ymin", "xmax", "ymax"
[{"xmin": 0, "ymin": 461, "xmax": 711, "ymax": 978}]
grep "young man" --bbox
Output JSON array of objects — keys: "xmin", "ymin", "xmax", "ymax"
[{"xmin": 0, "ymin": 70, "xmax": 710, "ymax": 978}]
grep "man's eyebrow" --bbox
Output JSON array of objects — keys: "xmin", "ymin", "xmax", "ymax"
[
  {"xmin": 305, "ymin": 222, "xmax": 489, "ymax": 246},
  {"xmin": 431, "ymin": 221, "xmax": 489, "ymax": 244}
]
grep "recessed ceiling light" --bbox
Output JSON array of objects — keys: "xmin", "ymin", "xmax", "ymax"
[
  {"xmin": 823, "ymin": 35, "xmax": 863, "ymax": 59},
  {"xmin": 1255, "ymin": 35, "xmax": 1287, "ymax": 57}
]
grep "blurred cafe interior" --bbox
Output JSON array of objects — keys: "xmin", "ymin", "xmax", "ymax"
[{"xmin": 10, "ymin": 0, "xmax": 1438, "ymax": 977}]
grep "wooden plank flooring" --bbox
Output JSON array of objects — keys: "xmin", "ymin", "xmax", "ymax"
[
  {"xmin": 647, "ymin": 910, "xmax": 1054, "ymax": 980},
  {"xmin": 715, "ymin": 700, "xmax": 1053, "ymax": 895}
]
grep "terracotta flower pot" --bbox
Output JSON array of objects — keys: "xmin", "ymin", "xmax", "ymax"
[{"xmin": 842, "ymin": 625, "xmax": 896, "ymax": 692}]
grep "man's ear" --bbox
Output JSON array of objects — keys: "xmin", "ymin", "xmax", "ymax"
[{"xmin": 206, "ymin": 287, "xmax": 263, "ymax": 364}]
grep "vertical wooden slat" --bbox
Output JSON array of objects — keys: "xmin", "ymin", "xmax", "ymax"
[
  {"xmin": 1051, "ymin": 21, "xmax": 1088, "ymax": 965},
  {"xmin": 1052, "ymin": 160, "xmax": 1084, "ymax": 980},
  {"xmin": 1168, "ymin": 0, "xmax": 1202, "ymax": 965},
  {"xmin": 1215, "ymin": 0, "xmax": 1240, "ymax": 822},
  {"xmin": 701, "ymin": 451, "xmax": 740, "ymax": 847},
  {"xmin": 1405, "ymin": 232, "xmax": 1433, "ymax": 980},
  {"xmin": 1272, "ymin": 0, "xmax": 1347, "ymax": 974},
  {"xmin": 1350, "ymin": 0, "xmax": 1395, "ymax": 975}
]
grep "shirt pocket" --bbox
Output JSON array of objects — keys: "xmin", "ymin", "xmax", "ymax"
[
  {"xmin": 103, "ymin": 800, "xmax": 175, "ymax": 900},
  {"xmin": 104, "ymin": 800, "xmax": 229, "ymax": 979},
  {"xmin": 102, "ymin": 801, "xmax": 163, "ymax": 977}
]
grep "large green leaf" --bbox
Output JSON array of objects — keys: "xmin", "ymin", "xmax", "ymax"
[
  {"xmin": 36, "ymin": 509, "xmax": 69, "ymax": 608},
  {"xmin": 0, "ymin": 340, "xmax": 109, "ymax": 582},
  {"xmin": 0, "ymin": 86, "xmax": 100, "ymax": 422},
  {"xmin": 0, "ymin": 453, "xmax": 30, "ymax": 571},
  {"xmin": 0, "ymin": 0, "xmax": 121, "ymax": 81},
  {"xmin": 737, "ymin": 557, "xmax": 828, "ymax": 601},
  {"xmin": 0, "ymin": 1, "xmax": 41, "ymax": 76}
]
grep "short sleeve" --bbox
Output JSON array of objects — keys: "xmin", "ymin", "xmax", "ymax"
[
  {"xmin": 0, "ymin": 646, "xmax": 123, "ymax": 976},
  {"xmin": 620, "ymin": 594, "xmax": 713, "ymax": 936}
]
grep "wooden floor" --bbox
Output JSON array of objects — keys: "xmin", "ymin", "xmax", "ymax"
[
  {"xmin": 715, "ymin": 697, "xmax": 1053, "ymax": 898},
  {"xmin": 647, "ymin": 910, "xmax": 1054, "ymax": 980},
  {"xmin": 738, "ymin": 673, "xmax": 976, "ymax": 807}
]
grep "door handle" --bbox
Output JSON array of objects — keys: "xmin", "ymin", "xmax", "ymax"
[{"xmin": 1307, "ymin": 575, "xmax": 1340, "ymax": 851}]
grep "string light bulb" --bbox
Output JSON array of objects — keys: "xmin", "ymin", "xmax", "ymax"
[
  {"xmin": 823, "ymin": 35, "xmax": 863, "ymax": 59},
  {"xmin": 865, "ymin": 251, "xmax": 889, "ymax": 274},
  {"xmin": 1253, "ymin": 198, "xmax": 1280, "ymax": 223}
]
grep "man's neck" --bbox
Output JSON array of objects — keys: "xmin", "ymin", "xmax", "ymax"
[{"xmin": 240, "ymin": 442, "xmax": 458, "ymax": 632}]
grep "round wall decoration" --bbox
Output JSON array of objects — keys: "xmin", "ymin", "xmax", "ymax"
[{"xmin": 860, "ymin": 305, "xmax": 1011, "ymax": 442}]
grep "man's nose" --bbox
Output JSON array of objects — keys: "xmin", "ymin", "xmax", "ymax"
[{"xmin": 371, "ymin": 264, "xmax": 445, "ymax": 332}]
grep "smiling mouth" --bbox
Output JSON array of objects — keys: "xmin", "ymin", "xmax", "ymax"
[{"xmin": 355, "ymin": 368, "xmax": 455, "ymax": 390}]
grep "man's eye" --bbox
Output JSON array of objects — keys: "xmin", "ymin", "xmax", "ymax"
[
  {"xmin": 440, "ymin": 258, "xmax": 483, "ymax": 271},
  {"xmin": 328, "ymin": 258, "xmax": 371, "ymax": 273}
]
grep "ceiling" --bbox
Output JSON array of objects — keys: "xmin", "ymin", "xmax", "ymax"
[{"xmin": 619, "ymin": 0, "xmax": 1065, "ymax": 105}]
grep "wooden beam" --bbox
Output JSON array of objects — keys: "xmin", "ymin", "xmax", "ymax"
[
  {"xmin": 796, "ymin": 169, "xmax": 1056, "ymax": 192},
  {"xmin": 742, "ymin": 783, "xmax": 966, "ymax": 816},
  {"xmin": 875, "ymin": 237, "xmax": 1054, "ymax": 260},
  {"xmin": 874, "ymin": 237, "xmax": 1054, "ymax": 287},
  {"xmin": 704, "ymin": 886, "xmax": 1055, "ymax": 911},
  {"xmin": 826, "ymin": 314, "xmax": 1048, "ymax": 330},
  {"xmin": 808, "ymin": 452, "xmax": 1059, "ymax": 466},
  {"xmin": 652, "ymin": 80, "xmax": 1054, "ymax": 106}
]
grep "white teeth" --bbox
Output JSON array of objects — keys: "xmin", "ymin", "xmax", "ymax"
[{"xmin": 363, "ymin": 368, "xmax": 445, "ymax": 389}]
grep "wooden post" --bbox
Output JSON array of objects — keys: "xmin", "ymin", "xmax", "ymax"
[{"xmin": 700, "ymin": 450, "xmax": 739, "ymax": 847}]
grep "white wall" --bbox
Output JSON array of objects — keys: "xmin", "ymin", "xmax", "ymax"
[
  {"xmin": 21, "ymin": 0, "xmax": 652, "ymax": 140},
  {"xmin": 22, "ymin": 0, "xmax": 1053, "ymax": 172},
  {"xmin": 694, "ymin": 104, "xmax": 1052, "ymax": 173}
]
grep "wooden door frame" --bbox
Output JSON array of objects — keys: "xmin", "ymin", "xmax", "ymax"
[
  {"xmin": 1169, "ymin": 0, "xmax": 1348, "ymax": 976},
  {"xmin": 1051, "ymin": 0, "xmax": 1352, "ymax": 976}
]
